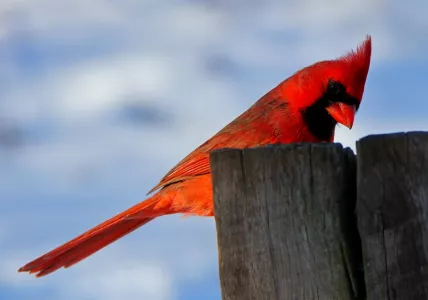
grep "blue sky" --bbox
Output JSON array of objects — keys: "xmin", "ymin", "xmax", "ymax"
[{"xmin": 1, "ymin": 1, "xmax": 427, "ymax": 299}]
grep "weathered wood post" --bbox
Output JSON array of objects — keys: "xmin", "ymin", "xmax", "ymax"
[
  {"xmin": 210, "ymin": 144, "xmax": 364, "ymax": 300},
  {"xmin": 356, "ymin": 132, "xmax": 428, "ymax": 299}
]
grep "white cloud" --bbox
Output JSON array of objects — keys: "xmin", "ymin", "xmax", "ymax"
[
  {"xmin": 53, "ymin": 54, "xmax": 174, "ymax": 117},
  {"xmin": 71, "ymin": 262, "xmax": 172, "ymax": 300},
  {"xmin": 0, "ymin": 0, "xmax": 122, "ymax": 38},
  {"xmin": 0, "ymin": 0, "xmax": 426, "ymax": 64},
  {"xmin": 0, "ymin": 254, "xmax": 173, "ymax": 300}
]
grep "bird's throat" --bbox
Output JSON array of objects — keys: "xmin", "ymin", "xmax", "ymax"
[{"xmin": 301, "ymin": 103, "xmax": 337, "ymax": 142}]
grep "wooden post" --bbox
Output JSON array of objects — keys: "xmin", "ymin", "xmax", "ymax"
[
  {"xmin": 356, "ymin": 132, "xmax": 428, "ymax": 299},
  {"xmin": 210, "ymin": 144, "xmax": 364, "ymax": 300}
]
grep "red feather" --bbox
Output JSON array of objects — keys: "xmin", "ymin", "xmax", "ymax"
[{"xmin": 19, "ymin": 36, "xmax": 372, "ymax": 277}]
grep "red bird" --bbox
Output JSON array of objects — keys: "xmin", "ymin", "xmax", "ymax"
[{"xmin": 19, "ymin": 36, "xmax": 372, "ymax": 277}]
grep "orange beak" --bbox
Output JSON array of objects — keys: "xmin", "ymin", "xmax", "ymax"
[{"xmin": 326, "ymin": 103, "xmax": 356, "ymax": 129}]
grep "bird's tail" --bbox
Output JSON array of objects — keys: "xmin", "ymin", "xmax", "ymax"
[{"xmin": 18, "ymin": 194, "xmax": 166, "ymax": 277}]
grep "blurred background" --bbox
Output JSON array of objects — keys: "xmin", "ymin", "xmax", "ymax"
[{"xmin": 0, "ymin": 0, "xmax": 427, "ymax": 299}]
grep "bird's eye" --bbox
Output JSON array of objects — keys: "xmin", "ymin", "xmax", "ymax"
[{"xmin": 327, "ymin": 79, "xmax": 344, "ymax": 95}]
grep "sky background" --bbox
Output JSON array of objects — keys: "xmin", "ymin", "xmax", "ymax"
[{"xmin": 0, "ymin": 0, "xmax": 427, "ymax": 299}]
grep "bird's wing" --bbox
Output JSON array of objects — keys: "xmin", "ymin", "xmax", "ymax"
[{"xmin": 147, "ymin": 97, "xmax": 286, "ymax": 194}]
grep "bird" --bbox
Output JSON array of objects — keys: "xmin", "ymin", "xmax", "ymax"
[{"xmin": 19, "ymin": 35, "xmax": 372, "ymax": 277}]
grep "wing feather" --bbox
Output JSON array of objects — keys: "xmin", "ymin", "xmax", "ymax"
[{"xmin": 148, "ymin": 95, "xmax": 287, "ymax": 194}]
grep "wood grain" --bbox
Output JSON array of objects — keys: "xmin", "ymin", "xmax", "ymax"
[
  {"xmin": 357, "ymin": 132, "xmax": 428, "ymax": 300},
  {"xmin": 211, "ymin": 143, "xmax": 363, "ymax": 300}
]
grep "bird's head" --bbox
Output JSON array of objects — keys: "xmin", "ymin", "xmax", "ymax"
[{"xmin": 280, "ymin": 35, "xmax": 372, "ymax": 140}]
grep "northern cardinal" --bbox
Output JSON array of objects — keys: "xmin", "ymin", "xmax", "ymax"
[{"xmin": 19, "ymin": 36, "xmax": 372, "ymax": 277}]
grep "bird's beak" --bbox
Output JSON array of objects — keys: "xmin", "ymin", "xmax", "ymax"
[{"xmin": 326, "ymin": 103, "xmax": 356, "ymax": 129}]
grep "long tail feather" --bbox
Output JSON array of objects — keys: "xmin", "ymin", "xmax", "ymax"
[{"xmin": 18, "ymin": 195, "xmax": 163, "ymax": 277}]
